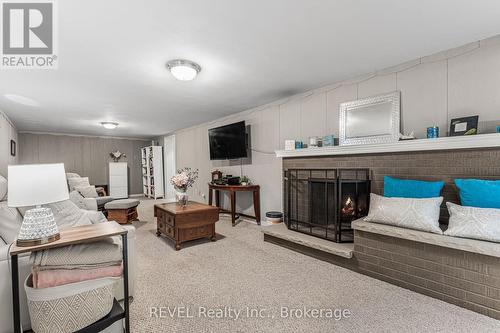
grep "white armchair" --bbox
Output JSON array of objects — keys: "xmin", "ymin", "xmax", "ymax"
[{"xmin": 66, "ymin": 173, "xmax": 114, "ymax": 210}]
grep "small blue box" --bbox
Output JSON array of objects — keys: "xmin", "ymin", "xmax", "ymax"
[
  {"xmin": 295, "ymin": 141, "xmax": 303, "ymax": 149},
  {"xmin": 497, "ymin": 126, "xmax": 500, "ymax": 133},
  {"xmin": 322, "ymin": 135, "xmax": 338, "ymax": 146}
]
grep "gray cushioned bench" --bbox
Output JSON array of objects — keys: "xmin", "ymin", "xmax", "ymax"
[{"xmin": 104, "ymin": 199, "xmax": 140, "ymax": 224}]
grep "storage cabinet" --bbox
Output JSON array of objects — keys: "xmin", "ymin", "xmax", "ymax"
[
  {"xmin": 141, "ymin": 146, "xmax": 164, "ymax": 199},
  {"xmin": 109, "ymin": 162, "xmax": 128, "ymax": 199},
  {"xmin": 154, "ymin": 202, "xmax": 218, "ymax": 250}
]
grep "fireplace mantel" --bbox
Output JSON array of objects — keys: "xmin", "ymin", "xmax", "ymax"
[{"xmin": 275, "ymin": 133, "xmax": 500, "ymax": 158}]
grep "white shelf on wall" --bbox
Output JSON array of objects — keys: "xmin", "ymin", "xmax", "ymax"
[
  {"xmin": 275, "ymin": 133, "xmax": 500, "ymax": 158},
  {"xmin": 141, "ymin": 146, "xmax": 164, "ymax": 199}
]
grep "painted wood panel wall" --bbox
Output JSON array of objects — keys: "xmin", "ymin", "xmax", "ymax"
[
  {"xmin": 175, "ymin": 34, "xmax": 500, "ymax": 215},
  {"xmin": 19, "ymin": 133, "xmax": 149, "ymax": 194},
  {"xmin": 0, "ymin": 111, "xmax": 18, "ymax": 177}
]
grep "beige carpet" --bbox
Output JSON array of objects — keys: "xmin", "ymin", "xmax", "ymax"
[{"xmin": 130, "ymin": 199, "xmax": 500, "ymax": 332}]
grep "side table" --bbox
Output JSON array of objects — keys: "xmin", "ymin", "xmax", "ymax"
[
  {"xmin": 9, "ymin": 222, "xmax": 130, "ymax": 333},
  {"xmin": 208, "ymin": 183, "xmax": 261, "ymax": 226}
]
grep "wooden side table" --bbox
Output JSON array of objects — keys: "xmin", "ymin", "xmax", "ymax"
[
  {"xmin": 9, "ymin": 222, "xmax": 130, "ymax": 333},
  {"xmin": 207, "ymin": 183, "xmax": 261, "ymax": 226}
]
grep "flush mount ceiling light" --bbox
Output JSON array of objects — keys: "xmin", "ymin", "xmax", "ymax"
[
  {"xmin": 4, "ymin": 94, "xmax": 39, "ymax": 107},
  {"xmin": 100, "ymin": 122, "xmax": 119, "ymax": 129},
  {"xmin": 166, "ymin": 59, "xmax": 201, "ymax": 81}
]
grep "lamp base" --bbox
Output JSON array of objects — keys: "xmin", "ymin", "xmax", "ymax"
[
  {"xmin": 16, "ymin": 233, "xmax": 61, "ymax": 247},
  {"xmin": 16, "ymin": 233, "xmax": 60, "ymax": 247},
  {"xmin": 16, "ymin": 207, "xmax": 61, "ymax": 247}
]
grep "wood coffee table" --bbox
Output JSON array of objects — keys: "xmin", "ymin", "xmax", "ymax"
[{"xmin": 154, "ymin": 201, "xmax": 219, "ymax": 250}]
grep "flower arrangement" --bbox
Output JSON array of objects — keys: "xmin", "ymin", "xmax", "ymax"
[{"xmin": 170, "ymin": 167, "xmax": 199, "ymax": 192}]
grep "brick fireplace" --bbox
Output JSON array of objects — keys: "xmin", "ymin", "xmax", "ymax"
[
  {"xmin": 282, "ymin": 147, "xmax": 500, "ymax": 230},
  {"xmin": 274, "ymin": 145, "xmax": 500, "ymax": 319}
]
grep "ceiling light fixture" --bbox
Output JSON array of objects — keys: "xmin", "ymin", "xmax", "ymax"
[
  {"xmin": 101, "ymin": 122, "xmax": 119, "ymax": 129},
  {"xmin": 4, "ymin": 94, "xmax": 39, "ymax": 107},
  {"xmin": 166, "ymin": 59, "xmax": 201, "ymax": 81}
]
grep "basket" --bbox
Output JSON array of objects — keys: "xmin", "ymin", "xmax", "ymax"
[{"xmin": 25, "ymin": 274, "xmax": 118, "ymax": 333}]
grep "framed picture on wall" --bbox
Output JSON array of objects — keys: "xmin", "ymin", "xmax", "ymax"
[
  {"xmin": 10, "ymin": 140, "xmax": 16, "ymax": 156},
  {"xmin": 449, "ymin": 116, "xmax": 479, "ymax": 136}
]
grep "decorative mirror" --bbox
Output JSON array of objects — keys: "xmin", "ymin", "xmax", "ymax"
[{"xmin": 339, "ymin": 91, "xmax": 400, "ymax": 146}]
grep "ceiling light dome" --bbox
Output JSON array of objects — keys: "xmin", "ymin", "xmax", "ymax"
[
  {"xmin": 101, "ymin": 122, "xmax": 118, "ymax": 129},
  {"xmin": 166, "ymin": 59, "xmax": 201, "ymax": 81},
  {"xmin": 4, "ymin": 94, "xmax": 39, "ymax": 106}
]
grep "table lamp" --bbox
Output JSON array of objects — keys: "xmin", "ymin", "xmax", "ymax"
[{"xmin": 8, "ymin": 163, "xmax": 69, "ymax": 246}]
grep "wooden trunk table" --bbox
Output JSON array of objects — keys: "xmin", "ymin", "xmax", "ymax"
[{"xmin": 154, "ymin": 201, "xmax": 219, "ymax": 250}]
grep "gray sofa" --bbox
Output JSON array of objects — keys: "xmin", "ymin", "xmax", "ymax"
[{"xmin": 0, "ymin": 175, "xmax": 136, "ymax": 333}]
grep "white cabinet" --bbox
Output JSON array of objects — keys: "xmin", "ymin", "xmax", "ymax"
[
  {"xmin": 141, "ymin": 146, "xmax": 164, "ymax": 199},
  {"xmin": 109, "ymin": 162, "xmax": 128, "ymax": 199}
]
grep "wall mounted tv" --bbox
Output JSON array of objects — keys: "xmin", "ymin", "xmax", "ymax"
[{"xmin": 209, "ymin": 121, "xmax": 248, "ymax": 160}]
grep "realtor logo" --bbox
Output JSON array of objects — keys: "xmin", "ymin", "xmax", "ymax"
[{"xmin": 1, "ymin": 0, "xmax": 57, "ymax": 69}]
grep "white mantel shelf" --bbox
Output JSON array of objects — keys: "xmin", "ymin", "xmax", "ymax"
[{"xmin": 275, "ymin": 133, "xmax": 500, "ymax": 158}]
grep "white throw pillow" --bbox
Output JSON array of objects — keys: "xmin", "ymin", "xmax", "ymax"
[
  {"xmin": 67, "ymin": 177, "xmax": 90, "ymax": 191},
  {"xmin": 445, "ymin": 202, "xmax": 500, "ymax": 242},
  {"xmin": 0, "ymin": 201, "xmax": 23, "ymax": 243},
  {"xmin": 75, "ymin": 185, "xmax": 98, "ymax": 198},
  {"xmin": 0, "ymin": 174, "xmax": 7, "ymax": 201},
  {"xmin": 69, "ymin": 190, "xmax": 86, "ymax": 209},
  {"xmin": 364, "ymin": 193, "xmax": 443, "ymax": 234},
  {"xmin": 66, "ymin": 172, "xmax": 81, "ymax": 179},
  {"xmin": 18, "ymin": 199, "xmax": 92, "ymax": 229}
]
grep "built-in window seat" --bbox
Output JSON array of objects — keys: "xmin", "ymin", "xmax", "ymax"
[
  {"xmin": 352, "ymin": 220, "xmax": 500, "ymax": 258},
  {"xmin": 352, "ymin": 219, "xmax": 500, "ymax": 320}
]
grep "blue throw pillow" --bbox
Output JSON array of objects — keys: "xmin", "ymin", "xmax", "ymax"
[
  {"xmin": 454, "ymin": 179, "xmax": 500, "ymax": 208},
  {"xmin": 384, "ymin": 176, "xmax": 444, "ymax": 198}
]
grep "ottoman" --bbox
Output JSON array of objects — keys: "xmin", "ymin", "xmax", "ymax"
[{"xmin": 105, "ymin": 199, "xmax": 140, "ymax": 224}]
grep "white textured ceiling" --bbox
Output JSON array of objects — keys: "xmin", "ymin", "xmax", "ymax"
[{"xmin": 2, "ymin": 0, "xmax": 500, "ymax": 138}]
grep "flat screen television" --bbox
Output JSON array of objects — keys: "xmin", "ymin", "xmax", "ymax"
[{"xmin": 209, "ymin": 121, "xmax": 248, "ymax": 160}]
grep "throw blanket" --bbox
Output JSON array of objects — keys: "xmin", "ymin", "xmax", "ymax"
[
  {"xmin": 30, "ymin": 236, "xmax": 122, "ymax": 266},
  {"xmin": 32, "ymin": 263, "xmax": 122, "ymax": 288}
]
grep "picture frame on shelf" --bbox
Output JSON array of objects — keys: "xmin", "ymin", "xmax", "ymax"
[
  {"xmin": 449, "ymin": 116, "xmax": 479, "ymax": 136},
  {"xmin": 211, "ymin": 170, "xmax": 222, "ymax": 183}
]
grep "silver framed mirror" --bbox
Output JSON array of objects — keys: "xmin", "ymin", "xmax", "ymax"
[{"xmin": 339, "ymin": 91, "xmax": 400, "ymax": 146}]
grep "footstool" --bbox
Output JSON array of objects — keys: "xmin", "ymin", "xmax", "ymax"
[{"xmin": 105, "ymin": 199, "xmax": 140, "ymax": 224}]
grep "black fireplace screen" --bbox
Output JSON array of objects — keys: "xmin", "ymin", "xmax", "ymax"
[{"xmin": 284, "ymin": 169, "xmax": 370, "ymax": 243}]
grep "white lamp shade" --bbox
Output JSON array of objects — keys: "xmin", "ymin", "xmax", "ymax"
[{"xmin": 8, "ymin": 163, "xmax": 69, "ymax": 207}]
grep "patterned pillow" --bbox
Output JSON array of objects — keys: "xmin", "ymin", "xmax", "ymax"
[
  {"xmin": 67, "ymin": 177, "xmax": 90, "ymax": 191},
  {"xmin": 65, "ymin": 172, "xmax": 81, "ymax": 179},
  {"xmin": 75, "ymin": 185, "xmax": 98, "ymax": 198},
  {"xmin": 445, "ymin": 202, "xmax": 500, "ymax": 242},
  {"xmin": 364, "ymin": 193, "xmax": 443, "ymax": 234},
  {"xmin": 69, "ymin": 190, "xmax": 86, "ymax": 209}
]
